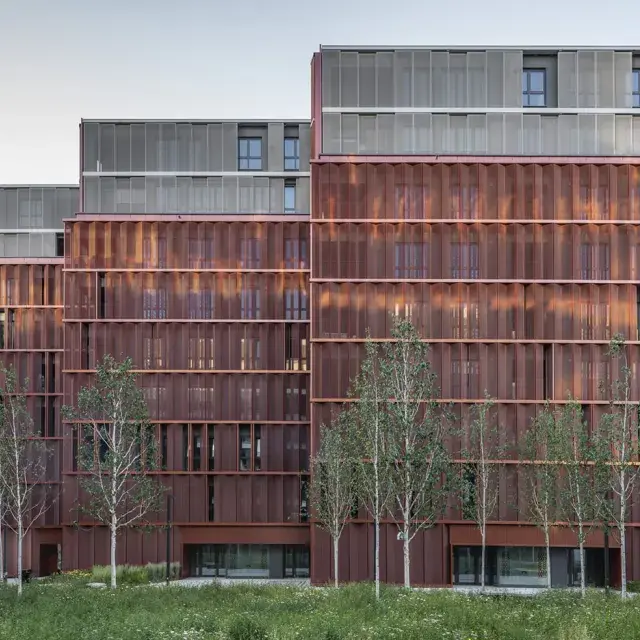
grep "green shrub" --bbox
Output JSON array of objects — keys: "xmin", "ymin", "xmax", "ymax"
[
  {"xmin": 324, "ymin": 629, "xmax": 342, "ymax": 640},
  {"xmin": 145, "ymin": 562, "xmax": 181, "ymax": 582},
  {"xmin": 628, "ymin": 581, "xmax": 640, "ymax": 593},
  {"xmin": 91, "ymin": 564, "xmax": 150, "ymax": 585},
  {"xmin": 228, "ymin": 617, "xmax": 269, "ymax": 640}
]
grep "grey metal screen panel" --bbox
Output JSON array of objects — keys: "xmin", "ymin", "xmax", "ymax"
[
  {"xmin": 504, "ymin": 114, "xmax": 523, "ymax": 154},
  {"xmin": 632, "ymin": 118, "xmax": 640, "ymax": 155},
  {"xmin": 358, "ymin": 116, "xmax": 377, "ymax": 153},
  {"xmin": 377, "ymin": 114, "xmax": 394, "ymax": 154},
  {"xmin": 160, "ymin": 123, "xmax": 177, "ymax": 172},
  {"xmin": 598, "ymin": 115, "xmax": 615, "ymax": 155},
  {"xmin": 254, "ymin": 178, "xmax": 269, "ymax": 214},
  {"xmin": 297, "ymin": 178, "xmax": 310, "ymax": 215},
  {"xmin": 193, "ymin": 125, "xmax": 208, "ymax": 172},
  {"xmin": 449, "ymin": 116, "xmax": 467, "ymax": 153},
  {"xmin": 342, "ymin": 115, "xmax": 358, "ymax": 154},
  {"xmin": 322, "ymin": 50, "xmax": 341, "ymax": 108},
  {"xmin": 394, "ymin": 51, "xmax": 413, "ymax": 108},
  {"xmin": 4, "ymin": 190, "xmax": 16, "ymax": 227},
  {"xmin": 615, "ymin": 116, "xmax": 633, "ymax": 155},
  {"xmin": 146, "ymin": 124, "xmax": 160, "ymax": 172},
  {"xmin": 467, "ymin": 114, "xmax": 486, "ymax": 153},
  {"xmin": 394, "ymin": 113, "xmax": 414, "ymax": 153},
  {"xmin": 596, "ymin": 51, "xmax": 615, "ymax": 108},
  {"xmin": 267, "ymin": 123, "xmax": 284, "ymax": 172},
  {"xmin": 239, "ymin": 176, "xmax": 252, "ymax": 212},
  {"xmin": 340, "ymin": 51, "xmax": 358, "ymax": 108},
  {"xmin": 541, "ymin": 116, "xmax": 558, "ymax": 155},
  {"xmin": 432, "ymin": 114, "xmax": 448, "ymax": 154},
  {"xmin": 115, "ymin": 124, "xmax": 131, "ymax": 172},
  {"xmin": 614, "ymin": 52, "xmax": 633, "ymax": 108},
  {"xmin": 208, "ymin": 177, "xmax": 223, "ymax": 213},
  {"xmin": 449, "ymin": 53, "xmax": 467, "ymax": 107},
  {"xmin": 18, "ymin": 234, "xmax": 29, "ymax": 257},
  {"xmin": 83, "ymin": 123, "xmax": 99, "ymax": 172},
  {"xmin": 413, "ymin": 50, "xmax": 431, "ymax": 107},
  {"xmin": 414, "ymin": 113, "xmax": 432, "ymax": 153},
  {"xmin": 42, "ymin": 233, "xmax": 56, "ymax": 258},
  {"xmin": 177, "ymin": 124, "xmax": 192, "ymax": 172},
  {"xmin": 558, "ymin": 114, "xmax": 579, "ymax": 155},
  {"xmin": 131, "ymin": 124, "xmax": 145, "ymax": 172},
  {"xmin": 523, "ymin": 115, "xmax": 541, "ymax": 155},
  {"xmin": 146, "ymin": 177, "xmax": 160, "ymax": 213},
  {"xmin": 131, "ymin": 177, "xmax": 145, "ymax": 213},
  {"xmin": 100, "ymin": 178, "xmax": 115, "ymax": 213},
  {"xmin": 578, "ymin": 114, "xmax": 597, "ymax": 154},
  {"xmin": 376, "ymin": 52, "xmax": 394, "ymax": 108},
  {"xmin": 99, "ymin": 124, "xmax": 115, "ymax": 172},
  {"xmin": 298, "ymin": 124, "xmax": 311, "ymax": 171},
  {"xmin": 431, "ymin": 52, "xmax": 449, "ymax": 108},
  {"xmin": 486, "ymin": 51, "xmax": 504, "ymax": 107},
  {"xmin": 270, "ymin": 179, "xmax": 284, "ymax": 214},
  {"xmin": 29, "ymin": 234, "xmax": 44, "ymax": 258},
  {"xmin": 322, "ymin": 114, "xmax": 341, "ymax": 154},
  {"xmin": 3, "ymin": 235, "xmax": 16, "ymax": 257},
  {"xmin": 359, "ymin": 53, "xmax": 376, "ymax": 108},
  {"xmin": 577, "ymin": 51, "xmax": 597, "ymax": 108},
  {"xmin": 467, "ymin": 52, "xmax": 487, "ymax": 108},
  {"xmin": 487, "ymin": 113, "xmax": 503, "ymax": 154},
  {"xmin": 503, "ymin": 51, "xmax": 522, "ymax": 107},
  {"xmin": 84, "ymin": 178, "xmax": 99, "ymax": 213},
  {"xmin": 207, "ymin": 124, "xmax": 223, "ymax": 172},
  {"xmin": 177, "ymin": 177, "xmax": 191, "ymax": 212},
  {"xmin": 222, "ymin": 123, "xmax": 238, "ymax": 172},
  {"xmin": 0, "ymin": 191, "xmax": 7, "ymax": 228},
  {"xmin": 558, "ymin": 52, "xmax": 578, "ymax": 108},
  {"xmin": 222, "ymin": 177, "xmax": 238, "ymax": 213}
]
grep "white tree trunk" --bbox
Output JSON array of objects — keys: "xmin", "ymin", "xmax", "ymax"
[
  {"xmin": 0, "ymin": 506, "xmax": 4, "ymax": 583},
  {"xmin": 374, "ymin": 519, "xmax": 380, "ymax": 600},
  {"xmin": 110, "ymin": 517, "xmax": 117, "ymax": 589},
  {"xmin": 545, "ymin": 528, "xmax": 551, "ymax": 590},
  {"xmin": 620, "ymin": 523, "xmax": 627, "ymax": 598},
  {"xmin": 333, "ymin": 536, "xmax": 339, "ymax": 588},
  {"xmin": 17, "ymin": 521, "xmax": 23, "ymax": 596},
  {"xmin": 579, "ymin": 539, "xmax": 586, "ymax": 597},
  {"xmin": 480, "ymin": 523, "xmax": 486, "ymax": 589},
  {"xmin": 403, "ymin": 531, "xmax": 410, "ymax": 588}
]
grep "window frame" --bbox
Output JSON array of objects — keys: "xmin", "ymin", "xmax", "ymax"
[
  {"xmin": 284, "ymin": 137, "xmax": 300, "ymax": 171},
  {"xmin": 238, "ymin": 137, "xmax": 263, "ymax": 171},
  {"xmin": 522, "ymin": 68, "xmax": 547, "ymax": 107},
  {"xmin": 633, "ymin": 69, "xmax": 640, "ymax": 108},
  {"xmin": 284, "ymin": 181, "xmax": 297, "ymax": 214}
]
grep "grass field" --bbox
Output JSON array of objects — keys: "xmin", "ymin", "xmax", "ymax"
[{"xmin": 0, "ymin": 582, "xmax": 639, "ymax": 639}]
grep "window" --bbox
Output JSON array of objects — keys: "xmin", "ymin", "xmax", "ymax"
[
  {"xmin": 522, "ymin": 69, "xmax": 546, "ymax": 107},
  {"xmin": 56, "ymin": 233, "xmax": 64, "ymax": 257},
  {"xmin": 284, "ymin": 238, "xmax": 307, "ymax": 269},
  {"xmin": 634, "ymin": 69, "xmax": 640, "ymax": 107},
  {"xmin": 450, "ymin": 185, "xmax": 478, "ymax": 219},
  {"xmin": 451, "ymin": 242, "xmax": 480, "ymax": 278},
  {"xmin": 192, "ymin": 425, "xmax": 202, "ymax": 471},
  {"xmin": 451, "ymin": 359, "xmax": 480, "ymax": 398},
  {"xmin": 239, "ymin": 425, "xmax": 251, "ymax": 470},
  {"xmin": 285, "ymin": 288, "xmax": 308, "ymax": 320},
  {"xmin": 240, "ymin": 238, "xmax": 260, "ymax": 268},
  {"xmin": 208, "ymin": 425, "xmax": 215, "ymax": 470},
  {"xmin": 394, "ymin": 242, "xmax": 428, "ymax": 278},
  {"xmin": 580, "ymin": 243, "xmax": 610, "ymax": 280},
  {"xmin": 240, "ymin": 283, "xmax": 260, "ymax": 319},
  {"xmin": 143, "ymin": 288, "xmax": 167, "ymax": 319},
  {"xmin": 208, "ymin": 479, "xmax": 215, "ymax": 522},
  {"xmin": 580, "ymin": 303, "xmax": 611, "ymax": 340},
  {"xmin": 240, "ymin": 337, "xmax": 260, "ymax": 370},
  {"xmin": 451, "ymin": 302, "xmax": 480, "ymax": 339},
  {"xmin": 188, "ymin": 291, "xmax": 214, "ymax": 319},
  {"xmin": 284, "ymin": 138, "xmax": 300, "ymax": 170},
  {"xmin": 284, "ymin": 181, "xmax": 296, "ymax": 214},
  {"xmin": 238, "ymin": 138, "xmax": 262, "ymax": 170}
]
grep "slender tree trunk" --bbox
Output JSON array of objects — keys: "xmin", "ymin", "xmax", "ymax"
[
  {"xmin": 620, "ymin": 522, "xmax": 627, "ymax": 598},
  {"xmin": 480, "ymin": 523, "xmax": 486, "ymax": 590},
  {"xmin": 333, "ymin": 536, "xmax": 339, "ymax": 588},
  {"xmin": 110, "ymin": 517, "xmax": 117, "ymax": 589},
  {"xmin": 374, "ymin": 518, "xmax": 380, "ymax": 600},
  {"xmin": 0, "ymin": 500, "xmax": 4, "ymax": 582},
  {"xmin": 579, "ymin": 537, "xmax": 586, "ymax": 597},
  {"xmin": 545, "ymin": 526, "xmax": 551, "ymax": 590},
  {"xmin": 17, "ymin": 521, "xmax": 23, "ymax": 596},
  {"xmin": 403, "ymin": 529, "xmax": 410, "ymax": 588}
]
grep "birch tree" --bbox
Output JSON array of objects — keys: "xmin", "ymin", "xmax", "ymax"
[
  {"xmin": 521, "ymin": 403, "xmax": 562, "ymax": 590},
  {"xmin": 351, "ymin": 337, "xmax": 394, "ymax": 600},
  {"xmin": 556, "ymin": 399, "xmax": 601, "ymax": 597},
  {"xmin": 462, "ymin": 393, "xmax": 502, "ymax": 590},
  {"xmin": 0, "ymin": 366, "xmax": 50, "ymax": 595},
  {"xmin": 63, "ymin": 355, "xmax": 165, "ymax": 589},
  {"xmin": 381, "ymin": 316, "xmax": 451, "ymax": 588},
  {"xmin": 593, "ymin": 335, "xmax": 639, "ymax": 598},
  {"xmin": 309, "ymin": 416, "xmax": 358, "ymax": 587}
]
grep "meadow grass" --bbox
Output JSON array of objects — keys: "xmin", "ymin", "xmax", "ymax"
[{"xmin": 0, "ymin": 582, "xmax": 639, "ymax": 639}]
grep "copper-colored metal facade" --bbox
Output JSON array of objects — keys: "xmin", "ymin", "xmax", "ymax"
[
  {"xmin": 309, "ymin": 48, "xmax": 640, "ymax": 586},
  {"xmin": 59, "ymin": 120, "xmax": 311, "ymax": 574}
]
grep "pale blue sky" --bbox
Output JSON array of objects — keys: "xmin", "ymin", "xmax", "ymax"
[{"xmin": 1, "ymin": 0, "xmax": 640, "ymax": 184}]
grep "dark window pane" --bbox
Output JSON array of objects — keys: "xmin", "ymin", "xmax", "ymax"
[
  {"xmin": 284, "ymin": 185, "xmax": 296, "ymax": 213},
  {"xmin": 633, "ymin": 70, "xmax": 640, "ymax": 92},
  {"xmin": 238, "ymin": 138, "xmax": 262, "ymax": 171}
]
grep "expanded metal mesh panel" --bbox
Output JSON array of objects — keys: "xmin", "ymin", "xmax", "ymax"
[
  {"xmin": 322, "ymin": 113, "xmax": 341, "ymax": 154},
  {"xmin": 503, "ymin": 114, "xmax": 523, "ymax": 154},
  {"xmin": 448, "ymin": 53, "xmax": 467, "ymax": 107},
  {"xmin": 614, "ymin": 51, "xmax": 633, "ymax": 108},
  {"xmin": 358, "ymin": 53, "xmax": 376, "ymax": 108},
  {"xmin": 66, "ymin": 220, "xmax": 309, "ymax": 270},
  {"xmin": 340, "ymin": 51, "xmax": 358, "ymax": 108},
  {"xmin": 267, "ymin": 123, "xmax": 284, "ymax": 172},
  {"xmin": 558, "ymin": 114, "xmax": 579, "ymax": 155},
  {"xmin": 577, "ymin": 50, "xmax": 597, "ymax": 108},
  {"xmin": 598, "ymin": 114, "xmax": 616, "ymax": 155},
  {"xmin": 431, "ymin": 51, "xmax": 449, "ymax": 108},
  {"xmin": 486, "ymin": 50, "xmax": 504, "ymax": 108},
  {"xmin": 578, "ymin": 114, "xmax": 597, "ymax": 155},
  {"xmin": 558, "ymin": 51, "xmax": 578, "ymax": 108},
  {"xmin": 414, "ymin": 113, "xmax": 433, "ymax": 153},
  {"xmin": 375, "ymin": 51, "xmax": 394, "ymax": 108},
  {"xmin": 596, "ymin": 51, "xmax": 615, "ymax": 107},
  {"xmin": 467, "ymin": 52, "xmax": 487, "ymax": 107},
  {"xmin": 221, "ymin": 123, "xmax": 238, "ymax": 172},
  {"xmin": 503, "ymin": 50, "xmax": 523, "ymax": 107},
  {"xmin": 322, "ymin": 50, "xmax": 341, "ymax": 107},
  {"xmin": 413, "ymin": 50, "xmax": 431, "ymax": 107},
  {"xmin": 311, "ymin": 161, "xmax": 640, "ymax": 223},
  {"xmin": 522, "ymin": 115, "xmax": 541, "ymax": 155}
]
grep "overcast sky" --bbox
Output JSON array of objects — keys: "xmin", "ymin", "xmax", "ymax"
[{"xmin": 1, "ymin": 0, "xmax": 640, "ymax": 184}]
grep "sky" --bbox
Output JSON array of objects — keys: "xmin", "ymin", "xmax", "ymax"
[{"xmin": 1, "ymin": 0, "xmax": 640, "ymax": 184}]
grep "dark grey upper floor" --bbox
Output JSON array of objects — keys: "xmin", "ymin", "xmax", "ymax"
[
  {"xmin": 81, "ymin": 120, "xmax": 311, "ymax": 215},
  {"xmin": 320, "ymin": 47, "xmax": 640, "ymax": 156},
  {"xmin": 0, "ymin": 186, "xmax": 77, "ymax": 258}
]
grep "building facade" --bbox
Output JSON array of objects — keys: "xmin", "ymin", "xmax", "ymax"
[
  {"xmin": 5, "ymin": 46, "xmax": 640, "ymax": 586},
  {"xmin": 309, "ymin": 46, "xmax": 640, "ymax": 588}
]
